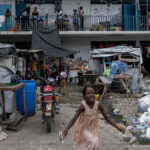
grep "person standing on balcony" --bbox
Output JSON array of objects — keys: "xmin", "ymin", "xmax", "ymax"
[
  {"xmin": 79, "ymin": 6, "xmax": 84, "ymax": 30},
  {"xmin": 5, "ymin": 8, "xmax": 11, "ymax": 31},
  {"xmin": 70, "ymin": 9, "xmax": 79, "ymax": 31},
  {"xmin": 45, "ymin": 13, "xmax": 49, "ymax": 29},
  {"xmin": 22, "ymin": 8, "xmax": 28, "ymax": 30},
  {"xmin": 15, "ymin": 20, "xmax": 21, "ymax": 32},
  {"xmin": 56, "ymin": 7, "xmax": 63, "ymax": 30},
  {"xmin": 148, "ymin": 12, "xmax": 150, "ymax": 30},
  {"xmin": 32, "ymin": 7, "xmax": 39, "ymax": 29}
]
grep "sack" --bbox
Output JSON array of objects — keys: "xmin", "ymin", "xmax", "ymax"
[{"xmin": 138, "ymin": 95, "xmax": 150, "ymax": 113}]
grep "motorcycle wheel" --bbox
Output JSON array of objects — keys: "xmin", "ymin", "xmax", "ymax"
[{"xmin": 46, "ymin": 117, "xmax": 51, "ymax": 133}]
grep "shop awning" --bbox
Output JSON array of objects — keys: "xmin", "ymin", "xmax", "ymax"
[
  {"xmin": 31, "ymin": 30, "xmax": 76, "ymax": 58},
  {"xmin": 0, "ymin": 43, "xmax": 16, "ymax": 56},
  {"xmin": 91, "ymin": 46, "xmax": 143, "ymax": 64}
]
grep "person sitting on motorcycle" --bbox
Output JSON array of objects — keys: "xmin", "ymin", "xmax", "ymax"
[{"xmin": 58, "ymin": 67, "xmax": 67, "ymax": 95}]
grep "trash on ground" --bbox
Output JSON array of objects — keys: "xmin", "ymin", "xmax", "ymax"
[{"xmin": 0, "ymin": 127, "xmax": 8, "ymax": 141}]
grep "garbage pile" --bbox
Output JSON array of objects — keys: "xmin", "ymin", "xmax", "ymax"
[{"xmin": 130, "ymin": 94, "xmax": 150, "ymax": 142}]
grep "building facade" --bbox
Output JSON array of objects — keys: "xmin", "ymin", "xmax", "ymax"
[{"xmin": 0, "ymin": 0, "xmax": 150, "ymax": 61}]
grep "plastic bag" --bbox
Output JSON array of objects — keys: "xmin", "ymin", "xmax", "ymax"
[{"xmin": 138, "ymin": 95, "xmax": 150, "ymax": 113}]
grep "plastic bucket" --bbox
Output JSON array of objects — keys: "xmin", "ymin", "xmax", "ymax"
[{"xmin": 16, "ymin": 80, "xmax": 36, "ymax": 116}]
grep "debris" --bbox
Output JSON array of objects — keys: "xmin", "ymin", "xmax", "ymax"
[
  {"xmin": 126, "ymin": 125, "xmax": 133, "ymax": 130},
  {"xmin": 130, "ymin": 136, "xmax": 136, "ymax": 144},
  {"xmin": 138, "ymin": 95, "xmax": 150, "ymax": 113},
  {"xmin": 148, "ymin": 137, "xmax": 150, "ymax": 142},
  {"xmin": 130, "ymin": 118, "xmax": 140, "ymax": 125},
  {"xmin": 122, "ymin": 129, "xmax": 133, "ymax": 141},
  {"xmin": 60, "ymin": 121, "xmax": 66, "ymax": 127},
  {"xmin": 146, "ymin": 128, "xmax": 150, "ymax": 138},
  {"xmin": 114, "ymin": 109, "xmax": 120, "ymax": 113},
  {"xmin": 59, "ymin": 131, "xmax": 65, "ymax": 143},
  {"xmin": 131, "ymin": 144, "xmax": 136, "ymax": 148},
  {"xmin": 95, "ymin": 94, "xmax": 100, "ymax": 101},
  {"xmin": 6, "ymin": 125, "xmax": 21, "ymax": 131},
  {"xmin": 113, "ymin": 111, "xmax": 118, "ymax": 116},
  {"xmin": 37, "ymin": 103, "xmax": 41, "ymax": 111},
  {"xmin": 62, "ymin": 121, "xmax": 66, "ymax": 126},
  {"xmin": 0, "ymin": 127, "xmax": 8, "ymax": 141},
  {"xmin": 139, "ymin": 112, "xmax": 150, "ymax": 124},
  {"xmin": 8, "ymin": 111, "xmax": 22, "ymax": 122}
]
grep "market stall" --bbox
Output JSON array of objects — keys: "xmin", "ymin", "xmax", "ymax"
[
  {"xmin": 91, "ymin": 46, "xmax": 143, "ymax": 94},
  {"xmin": 16, "ymin": 49, "xmax": 45, "ymax": 79}
]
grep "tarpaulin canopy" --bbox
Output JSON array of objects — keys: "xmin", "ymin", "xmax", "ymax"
[
  {"xmin": 0, "ymin": 43, "xmax": 16, "ymax": 56},
  {"xmin": 91, "ymin": 46, "xmax": 143, "ymax": 64},
  {"xmin": 31, "ymin": 30, "xmax": 76, "ymax": 58}
]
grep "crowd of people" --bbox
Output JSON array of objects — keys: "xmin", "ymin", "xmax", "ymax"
[
  {"xmin": 4, "ymin": 6, "xmax": 84, "ymax": 31},
  {"xmin": 56, "ymin": 6, "xmax": 84, "ymax": 31},
  {"xmin": 16, "ymin": 59, "xmax": 69, "ymax": 95}
]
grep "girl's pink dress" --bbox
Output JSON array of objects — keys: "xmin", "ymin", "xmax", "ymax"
[{"xmin": 73, "ymin": 100, "xmax": 99, "ymax": 150}]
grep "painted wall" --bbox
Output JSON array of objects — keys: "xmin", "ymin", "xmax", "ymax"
[
  {"xmin": 61, "ymin": 37, "xmax": 91, "ymax": 60},
  {"xmin": 0, "ymin": 0, "xmax": 15, "ymax": 17},
  {"xmin": 30, "ymin": 4, "xmax": 55, "ymax": 16},
  {"xmin": 61, "ymin": 34, "xmax": 147, "ymax": 60},
  {"xmin": 62, "ymin": 0, "xmax": 91, "ymax": 15},
  {"xmin": 0, "ymin": 4, "xmax": 12, "ymax": 30},
  {"xmin": 91, "ymin": 4, "xmax": 122, "ymax": 16},
  {"xmin": 0, "ymin": 0, "xmax": 16, "ymax": 30},
  {"xmin": 0, "ymin": 0, "xmax": 12, "ymax": 4}
]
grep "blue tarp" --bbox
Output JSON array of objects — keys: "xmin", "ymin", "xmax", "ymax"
[{"xmin": 108, "ymin": 61, "xmax": 128, "ymax": 83}]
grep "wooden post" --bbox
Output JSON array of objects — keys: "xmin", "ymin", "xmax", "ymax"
[
  {"xmin": 99, "ymin": 84, "xmax": 108, "ymax": 101},
  {"xmin": 1, "ymin": 91, "xmax": 6, "ymax": 121},
  {"xmin": 23, "ymin": 87, "xmax": 27, "ymax": 120},
  {"xmin": 120, "ymin": 79, "xmax": 130, "ymax": 94},
  {"xmin": 13, "ymin": 91, "xmax": 17, "ymax": 123}
]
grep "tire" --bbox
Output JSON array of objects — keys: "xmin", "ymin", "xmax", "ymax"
[{"xmin": 46, "ymin": 117, "xmax": 51, "ymax": 133}]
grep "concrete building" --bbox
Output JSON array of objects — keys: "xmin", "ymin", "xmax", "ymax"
[{"xmin": 0, "ymin": 0, "xmax": 150, "ymax": 61}]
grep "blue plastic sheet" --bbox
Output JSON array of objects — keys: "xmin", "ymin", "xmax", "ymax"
[{"xmin": 108, "ymin": 61, "xmax": 128, "ymax": 83}]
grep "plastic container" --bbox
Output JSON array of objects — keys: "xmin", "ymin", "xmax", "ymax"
[
  {"xmin": 16, "ymin": 80, "xmax": 36, "ymax": 116},
  {"xmin": 98, "ymin": 44, "xmax": 104, "ymax": 48}
]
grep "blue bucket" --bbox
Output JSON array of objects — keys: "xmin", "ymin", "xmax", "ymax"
[{"xmin": 16, "ymin": 80, "xmax": 36, "ymax": 116}]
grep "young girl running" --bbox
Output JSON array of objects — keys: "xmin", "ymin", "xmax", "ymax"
[{"xmin": 62, "ymin": 86, "xmax": 125, "ymax": 150}]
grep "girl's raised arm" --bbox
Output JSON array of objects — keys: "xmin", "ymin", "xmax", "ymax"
[
  {"xmin": 99, "ymin": 103, "xmax": 125, "ymax": 133},
  {"xmin": 63, "ymin": 103, "xmax": 85, "ymax": 136}
]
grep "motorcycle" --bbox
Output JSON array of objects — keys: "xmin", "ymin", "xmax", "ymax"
[{"xmin": 36, "ymin": 77, "xmax": 60, "ymax": 132}]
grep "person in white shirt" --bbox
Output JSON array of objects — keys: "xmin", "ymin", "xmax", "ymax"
[
  {"xmin": 22, "ymin": 8, "xmax": 29, "ymax": 30},
  {"xmin": 58, "ymin": 67, "xmax": 67, "ymax": 95},
  {"xmin": 56, "ymin": 7, "xmax": 63, "ymax": 30}
]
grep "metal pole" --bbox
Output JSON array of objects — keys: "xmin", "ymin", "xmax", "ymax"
[{"xmin": 147, "ymin": 0, "xmax": 148, "ymax": 30}]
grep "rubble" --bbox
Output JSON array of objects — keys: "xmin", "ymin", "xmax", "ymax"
[{"xmin": 101, "ymin": 78, "xmax": 150, "ymax": 144}]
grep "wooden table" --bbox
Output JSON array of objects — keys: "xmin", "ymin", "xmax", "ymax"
[
  {"xmin": 78, "ymin": 72, "xmax": 83, "ymax": 85},
  {"xmin": 113, "ymin": 74, "xmax": 132, "ymax": 94},
  {"xmin": 83, "ymin": 74, "xmax": 99, "ymax": 86},
  {"xmin": 0, "ymin": 83, "xmax": 27, "ymax": 128}
]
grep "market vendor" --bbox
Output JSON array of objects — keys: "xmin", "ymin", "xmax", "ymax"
[
  {"xmin": 141, "ymin": 64, "xmax": 149, "ymax": 77},
  {"xmin": 40, "ymin": 61, "xmax": 52, "ymax": 78}
]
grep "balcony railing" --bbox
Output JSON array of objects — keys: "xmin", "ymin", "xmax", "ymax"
[{"xmin": 0, "ymin": 15, "xmax": 149, "ymax": 32}]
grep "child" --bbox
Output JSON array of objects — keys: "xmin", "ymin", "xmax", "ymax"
[
  {"xmin": 62, "ymin": 86, "xmax": 125, "ymax": 150},
  {"xmin": 58, "ymin": 67, "xmax": 67, "ymax": 95},
  {"xmin": 63, "ymin": 14, "xmax": 69, "ymax": 31},
  {"xmin": 15, "ymin": 21, "xmax": 21, "ymax": 31},
  {"xmin": 70, "ymin": 9, "xmax": 79, "ymax": 31},
  {"xmin": 45, "ymin": 13, "xmax": 48, "ymax": 28}
]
